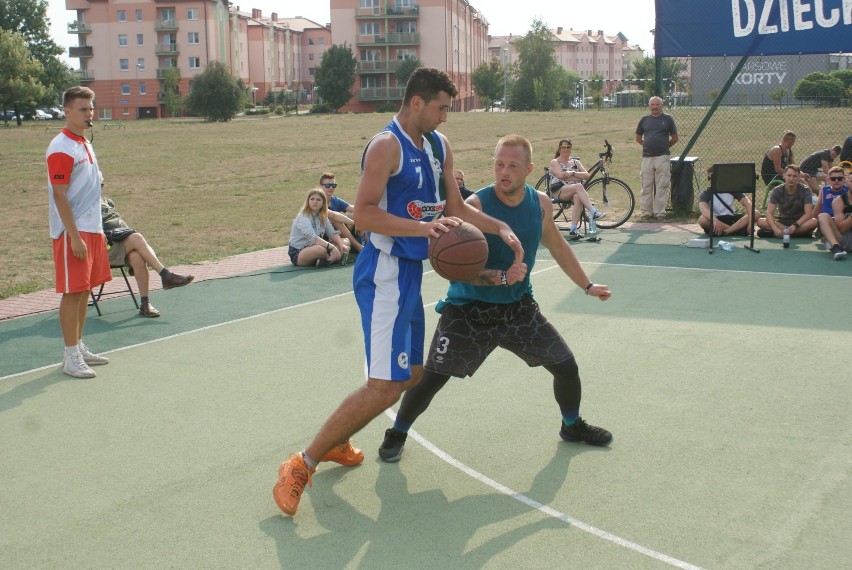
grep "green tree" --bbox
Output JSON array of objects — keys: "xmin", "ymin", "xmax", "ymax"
[
  {"xmin": 471, "ymin": 59, "xmax": 505, "ymax": 110},
  {"xmin": 587, "ymin": 73, "xmax": 605, "ymax": 110},
  {"xmin": 184, "ymin": 61, "xmax": 244, "ymax": 121},
  {"xmin": 314, "ymin": 43, "xmax": 357, "ymax": 112},
  {"xmin": 769, "ymin": 86, "xmax": 787, "ymax": 108},
  {"xmin": 0, "ymin": 30, "xmax": 46, "ymax": 125},
  {"xmin": 0, "ymin": 0, "xmax": 73, "ymax": 105},
  {"xmin": 630, "ymin": 56, "xmax": 687, "ymax": 99},
  {"xmin": 829, "ymin": 69, "xmax": 852, "ymax": 105},
  {"xmin": 161, "ymin": 67, "xmax": 182, "ymax": 118},
  {"xmin": 793, "ymin": 72, "xmax": 844, "ymax": 106},
  {"xmin": 396, "ymin": 57, "xmax": 422, "ymax": 87},
  {"xmin": 510, "ymin": 19, "xmax": 561, "ymax": 111}
]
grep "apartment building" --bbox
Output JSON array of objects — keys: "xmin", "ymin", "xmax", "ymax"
[{"xmin": 329, "ymin": 0, "xmax": 489, "ymax": 112}]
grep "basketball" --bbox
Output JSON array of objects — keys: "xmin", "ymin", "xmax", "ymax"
[{"xmin": 428, "ymin": 222, "xmax": 488, "ymax": 282}]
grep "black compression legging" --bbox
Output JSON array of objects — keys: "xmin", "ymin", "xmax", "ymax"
[{"xmin": 395, "ymin": 357, "xmax": 582, "ymax": 427}]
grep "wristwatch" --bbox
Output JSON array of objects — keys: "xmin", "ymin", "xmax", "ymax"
[{"xmin": 500, "ymin": 270, "xmax": 508, "ymax": 286}]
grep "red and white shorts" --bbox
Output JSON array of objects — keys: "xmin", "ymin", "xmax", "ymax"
[{"xmin": 53, "ymin": 231, "xmax": 111, "ymax": 294}]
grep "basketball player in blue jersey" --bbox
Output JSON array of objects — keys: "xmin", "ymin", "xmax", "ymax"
[
  {"xmin": 378, "ymin": 134, "xmax": 614, "ymax": 464},
  {"xmin": 273, "ymin": 67, "xmax": 525, "ymax": 516}
]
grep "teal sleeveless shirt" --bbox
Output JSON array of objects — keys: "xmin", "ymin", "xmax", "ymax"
[{"xmin": 440, "ymin": 183, "xmax": 541, "ymax": 308}]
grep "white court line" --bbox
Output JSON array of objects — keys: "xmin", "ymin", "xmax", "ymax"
[{"xmin": 382, "ymin": 412, "xmax": 704, "ymax": 570}]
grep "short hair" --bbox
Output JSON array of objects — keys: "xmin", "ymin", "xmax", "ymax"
[
  {"xmin": 828, "ymin": 165, "xmax": 844, "ymax": 175},
  {"xmin": 831, "ymin": 145, "xmax": 842, "ymax": 154},
  {"xmin": 319, "ymin": 172, "xmax": 335, "ymax": 183},
  {"xmin": 785, "ymin": 163, "xmax": 800, "ymax": 173},
  {"xmin": 63, "ymin": 86, "xmax": 95, "ymax": 107},
  {"xmin": 495, "ymin": 134, "xmax": 532, "ymax": 165},
  {"xmin": 648, "ymin": 96, "xmax": 663, "ymax": 105},
  {"xmin": 782, "ymin": 130, "xmax": 796, "ymax": 139},
  {"xmin": 402, "ymin": 67, "xmax": 458, "ymax": 106}
]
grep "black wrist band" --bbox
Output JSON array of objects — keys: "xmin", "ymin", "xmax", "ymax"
[{"xmin": 584, "ymin": 283, "xmax": 593, "ymax": 294}]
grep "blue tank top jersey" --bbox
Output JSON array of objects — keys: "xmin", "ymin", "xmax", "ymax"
[
  {"xmin": 361, "ymin": 117, "xmax": 446, "ymax": 260},
  {"xmin": 444, "ymin": 184, "xmax": 541, "ymax": 306},
  {"xmin": 820, "ymin": 184, "xmax": 849, "ymax": 215}
]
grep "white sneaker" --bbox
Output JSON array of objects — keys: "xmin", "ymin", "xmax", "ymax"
[
  {"xmin": 64, "ymin": 350, "xmax": 96, "ymax": 378},
  {"xmin": 80, "ymin": 343, "xmax": 109, "ymax": 365}
]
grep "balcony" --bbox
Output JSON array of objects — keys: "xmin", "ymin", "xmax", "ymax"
[
  {"xmin": 359, "ymin": 86, "xmax": 405, "ymax": 101},
  {"xmin": 74, "ymin": 70, "xmax": 95, "ymax": 83},
  {"xmin": 358, "ymin": 60, "xmax": 402, "ymax": 74},
  {"xmin": 356, "ymin": 32, "xmax": 420, "ymax": 46},
  {"xmin": 155, "ymin": 43, "xmax": 179, "ymax": 55},
  {"xmin": 355, "ymin": 4, "xmax": 419, "ymax": 18},
  {"xmin": 69, "ymin": 46, "xmax": 93, "ymax": 58},
  {"xmin": 386, "ymin": 5, "xmax": 419, "ymax": 17},
  {"xmin": 154, "ymin": 19, "xmax": 178, "ymax": 31},
  {"xmin": 67, "ymin": 21, "xmax": 91, "ymax": 34}
]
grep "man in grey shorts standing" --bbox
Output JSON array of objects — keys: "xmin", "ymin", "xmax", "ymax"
[{"xmin": 635, "ymin": 96, "xmax": 678, "ymax": 219}]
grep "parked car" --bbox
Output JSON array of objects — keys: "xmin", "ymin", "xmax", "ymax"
[
  {"xmin": 49, "ymin": 107, "xmax": 65, "ymax": 119},
  {"xmin": 34, "ymin": 109, "xmax": 52, "ymax": 121},
  {"xmin": 2, "ymin": 110, "xmax": 16, "ymax": 121}
]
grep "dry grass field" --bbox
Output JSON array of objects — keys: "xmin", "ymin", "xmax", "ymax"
[{"xmin": 0, "ymin": 106, "xmax": 844, "ymax": 299}]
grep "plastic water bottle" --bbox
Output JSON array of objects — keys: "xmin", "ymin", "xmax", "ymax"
[
  {"xmin": 783, "ymin": 229, "xmax": 790, "ymax": 249},
  {"xmin": 718, "ymin": 240, "xmax": 735, "ymax": 251},
  {"xmin": 588, "ymin": 219, "xmax": 598, "ymax": 234}
]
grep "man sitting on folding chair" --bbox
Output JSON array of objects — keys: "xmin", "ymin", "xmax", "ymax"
[{"xmin": 100, "ymin": 171, "xmax": 194, "ymax": 317}]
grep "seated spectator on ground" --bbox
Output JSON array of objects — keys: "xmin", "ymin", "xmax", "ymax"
[
  {"xmin": 319, "ymin": 172, "xmax": 363, "ymax": 253},
  {"xmin": 817, "ymin": 191, "xmax": 852, "ymax": 261},
  {"xmin": 99, "ymin": 173, "xmax": 194, "ymax": 318},
  {"xmin": 288, "ymin": 188, "xmax": 350, "ymax": 267},
  {"xmin": 761, "ymin": 130, "xmax": 796, "ymax": 184},
  {"xmin": 813, "ymin": 166, "xmax": 849, "ymax": 217},
  {"xmin": 799, "ymin": 145, "xmax": 842, "ymax": 181},
  {"xmin": 698, "ymin": 166, "xmax": 759, "ymax": 236},
  {"xmin": 840, "ymin": 135, "xmax": 851, "ymax": 164},
  {"xmin": 757, "ymin": 165, "xmax": 818, "ymax": 239},
  {"xmin": 548, "ymin": 139, "xmax": 605, "ymax": 238},
  {"xmin": 453, "ymin": 169, "xmax": 474, "ymax": 200}
]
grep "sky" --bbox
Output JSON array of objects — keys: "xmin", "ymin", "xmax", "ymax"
[{"xmin": 47, "ymin": 0, "xmax": 658, "ymax": 67}]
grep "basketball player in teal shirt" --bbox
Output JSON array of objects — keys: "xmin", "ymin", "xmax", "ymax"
[{"xmin": 379, "ymin": 134, "xmax": 614, "ymax": 462}]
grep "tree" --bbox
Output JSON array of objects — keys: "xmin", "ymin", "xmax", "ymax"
[
  {"xmin": 630, "ymin": 56, "xmax": 687, "ymax": 99},
  {"xmin": 314, "ymin": 44, "xmax": 357, "ymax": 112},
  {"xmin": 829, "ymin": 69, "xmax": 852, "ymax": 106},
  {"xmin": 0, "ymin": 0, "xmax": 73, "ymax": 105},
  {"xmin": 161, "ymin": 67, "xmax": 182, "ymax": 118},
  {"xmin": 793, "ymin": 72, "xmax": 844, "ymax": 106},
  {"xmin": 396, "ymin": 57, "xmax": 422, "ymax": 88},
  {"xmin": 184, "ymin": 61, "xmax": 244, "ymax": 121},
  {"xmin": 510, "ymin": 19, "xmax": 561, "ymax": 111},
  {"xmin": 0, "ymin": 30, "xmax": 46, "ymax": 125},
  {"xmin": 769, "ymin": 87, "xmax": 787, "ymax": 108},
  {"xmin": 471, "ymin": 59, "xmax": 505, "ymax": 110},
  {"xmin": 587, "ymin": 73, "xmax": 605, "ymax": 110}
]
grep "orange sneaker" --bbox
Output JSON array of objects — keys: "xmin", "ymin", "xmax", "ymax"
[
  {"xmin": 321, "ymin": 440, "xmax": 364, "ymax": 466},
  {"xmin": 273, "ymin": 453, "xmax": 314, "ymax": 516}
]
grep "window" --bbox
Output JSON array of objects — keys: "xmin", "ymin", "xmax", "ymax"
[
  {"xmin": 360, "ymin": 0, "xmax": 379, "ymax": 7},
  {"xmin": 137, "ymin": 58, "xmax": 145, "ymax": 70},
  {"xmin": 396, "ymin": 21, "xmax": 416, "ymax": 33},
  {"xmin": 135, "ymin": 9, "xmax": 142, "ymax": 22},
  {"xmin": 187, "ymin": 32, "xmax": 199, "ymax": 44},
  {"xmin": 188, "ymin": 57, "xmax": 200, "ymax": 69},
  {"xmin": 308, "ymin": 67, "xmax": 315, "ymax": 76},
  {"xmin": 118, "ymin": 34, "xmax": 127, "ymax": 47},
  {"xmin": 119, "ymin": 59, "xmax": 129, "ymax": 71},
  {"xmin": 122, "ymin": 107, "xmax": 130, "ymax": 116},
  {"xmin": 360, "ymin": 23, "xmax": 380, "ymax": 36},
  {"xmin": 317, "ymin": 38, "xmax": 325, "ymax": 45},
  {"xmin": 117, "ymin": 10, "xmax": 126, "ymax": 22},
  {"xmin": 362, "ymin": 49, "xmax": 381, "ymax": 61},
  {"xmin": 137, "ymin": 33, "xmax": 144, "ymax": 46},
  {"xmin": 98, "ymin": 108, "xmax": 112, "ymax": 120},
  {"xmin": 396, "ymin": 49, "xmax": 416, "ymax": 60},
  {"xmin": 139, "ymin": 83, "xmax": 147, "ymax": 95},
  {"xmin": 121, "ymin": 83, "xmax": 130, "ymax": 95},
  {"xmin": 361, "ymin": 76, "xmax": 381, "ymax": 88},
  {"xmin": 308, "ymin": 38, "xmax": 314, "ymax": 46},
  {"xmin": 308, "ymin": 53, "xmax": 314, "ymax": 61},
  {"xmin": 187, "ymin": 8, "xmax": 198, "ymax": 20}
]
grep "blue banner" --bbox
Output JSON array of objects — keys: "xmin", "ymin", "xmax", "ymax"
[{"xmin": 655, "ymin": 0, "xmax": 852, "ymax": 57}]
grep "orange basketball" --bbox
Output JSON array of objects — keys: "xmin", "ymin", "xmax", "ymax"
[{"xmin": 428, "ymin": 222, "xmax": 488, "ymax": 282}]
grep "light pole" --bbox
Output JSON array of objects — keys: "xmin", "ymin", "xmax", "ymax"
[
  {"xmin": 501, "ymin": 43, "xmax": 509, "ymax": 108},
  {"xmin": 136, "ymin": 62, "xmax": 143, "ymax": 119}
]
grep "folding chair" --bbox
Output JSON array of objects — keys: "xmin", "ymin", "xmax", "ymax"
[
  {"xmin": 539, "ymin": 167, "xmax": 587, "ymax": 234},
  {"xmin": 89, "ymin": 264, "xmax": 139, "ymax": 316},
  {"xmin": 708, "ymin": 163, "xmax": 759, "ymax": 254}
]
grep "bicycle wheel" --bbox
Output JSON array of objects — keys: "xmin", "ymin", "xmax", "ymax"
[{"xmin": 585, "ymin": 177, "xmax": 634, "ymax": 228}]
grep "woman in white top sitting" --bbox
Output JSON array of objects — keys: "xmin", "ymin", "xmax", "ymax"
[
  {"xmin": 549, "ymin": 139, "xmax": 605, "ymax": 237},
  {"xmin": 288, "ymin": 189, "xmax": 350, "ymax": 267}
]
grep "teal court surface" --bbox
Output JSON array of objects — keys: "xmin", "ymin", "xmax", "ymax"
[{"xmin": 1, "ymin": 227, "xmax": 850, "ymax": 569}]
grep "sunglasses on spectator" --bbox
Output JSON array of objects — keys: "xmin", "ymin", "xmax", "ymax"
[
  {"xmin": 829, "ymin": 176, "xmax": 844, "ymax": 181},
  {"xmin": 322, "ymin": 183, "xmax": 338, "ymax": 188},
  {"xmin": 559, "ymin": 145, "xmax": 571, "ymax": 149}
]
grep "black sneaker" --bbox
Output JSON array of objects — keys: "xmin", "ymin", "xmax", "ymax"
[
  {"xmin": 378, "ymin": 428, "xmax": 407, "ymax": 462},
  {"xmin": 559, "ymin": 418, "xmax": 613, "ymax": 446},
  {"xmin": 832, "ymin": 245, "xmax": 847, "ymax": 260},
  {"xmin": 567, "ymin": 230, "xmax": 583, "ymax": 241}
]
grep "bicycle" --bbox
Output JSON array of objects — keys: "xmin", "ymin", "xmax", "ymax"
[{"xmin": 535, "ymin": 139, "xmax": 635, "ymax": 230}]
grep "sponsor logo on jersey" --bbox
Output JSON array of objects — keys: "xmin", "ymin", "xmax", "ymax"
[{"xmin": 406, "ymin": 200, "xmax": 445, "ymax": 220}]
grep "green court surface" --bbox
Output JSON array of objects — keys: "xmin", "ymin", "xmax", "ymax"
[{"xmin": 1, "ymin": 229, "xmax": 850, "ymax": 569}]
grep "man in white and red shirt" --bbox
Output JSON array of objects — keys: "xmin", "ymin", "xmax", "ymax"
[{"xmin": 46, "ymin": 86, "xmax": 111, "ymax": 378}]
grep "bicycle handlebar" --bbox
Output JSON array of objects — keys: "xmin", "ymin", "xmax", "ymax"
[{"xmin": 599, "ymin": 140, "xmax": 614, "ymax": 161}]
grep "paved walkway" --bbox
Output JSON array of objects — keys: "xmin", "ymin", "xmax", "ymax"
[{"xmin": 0, "ymin": 222, "xmax": 699, "ymax": 322}]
